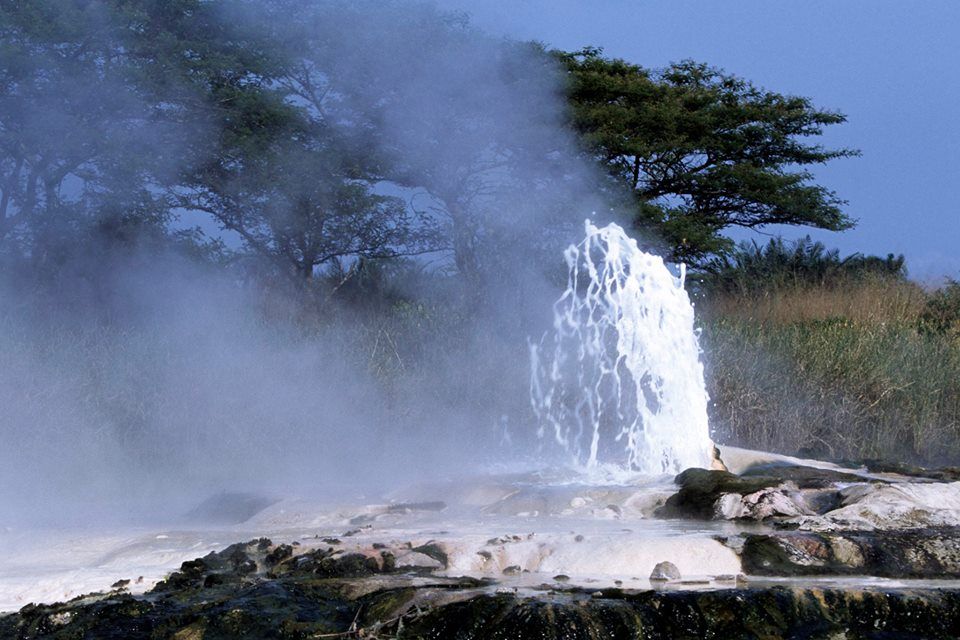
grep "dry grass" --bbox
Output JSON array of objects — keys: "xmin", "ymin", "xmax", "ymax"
[
  {"xmin": 702, "ymin": 277, "xmax": 927, "ymax": 327},
  {"xmin": 700, "ymin": 279, "xmax": 960, "ymax": 464}
]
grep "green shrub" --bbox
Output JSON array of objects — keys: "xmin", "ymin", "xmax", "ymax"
[{"xmin": 918, "ymin": 280, "xmax": 960, "ymax": 339}]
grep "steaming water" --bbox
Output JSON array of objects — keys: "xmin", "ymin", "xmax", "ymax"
[{"xmin": 530, "ymin": 220, "xmax": 712, "ymax": 474}]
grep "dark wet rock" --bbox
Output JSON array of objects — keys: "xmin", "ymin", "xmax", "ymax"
[
  {"xmin": 153, "ymin": 538, "xmax": 268, "ymax": 592},
  {"xmin": 342, "ymin": 525, "xmax": 372, "ymax": 537},
  {"xmin": 411, "ymin": 541, "xmax": 448, "ymax": 568},
  {"xmin": 741, "ymin": 463, "xmax": 866, "ymax": 488},
  {"xmin": 294, "ymin": 551, "xmax": 381, "ymax": 578},
  {"xmin": 110, "ymin": 579, "xmax": 130, "ymax": 589},
  {"xmin": 264, "ymin": 543, "xmax": 293, "ymax": 566},
  {"xmin": 379, "ymin": 551, "xmax": 397, "ymax": 572},
  {"xmin": 183, "ymin": 491, "xmax": 278, "ymax": 525},
  {"xmin": 386, "ymin": 500, "xmax": 447, "ymax": 513},
  {"xmin": 739, "ymin": 527, "xmax": 960, "ymax": 578},
  {"xmin": 7, "ymin": 537, "xmax": 960, "ymax": 639},
  {"xmin": 857, "ymin": 459, "xmax": 960, "ymax": 481},
  {"xmin": 793, "ymin": 487, "xmax": 844, "ymax": 515},
  {"xmin": 502, "ymin": 565, "xmax": 522, "ymax": 576},
  {"xmin": 393, "ymin": 588, "xmax": 960, "ymax": 640},
  {"xmin": 553, "ymin": 574, "xmax": 570, "ymax": 582},
  {"xmin": 650, "ymin": 561, "xmax": 681, "ymax": 581},
  {"xmin": 656, "ymin": 468, "xmax": 782, "ymax": 519}
]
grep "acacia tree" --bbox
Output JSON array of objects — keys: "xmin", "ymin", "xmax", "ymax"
[
  {"xmin": 559, "ymin": 48, "xmax": 859, "ymax": 264},
  {"xmin": 267, "ymin": 1, "xmax": 587, "ymax": 297},
  {"xmin": 0, "ymin": 0, "xmax": 277, "ymax": 268},
  {"xmin": 0, "ymin": 1, "xmax": 159, "ymax": 257},
  {"xmin": 181, "ymin": 129, "xmax": 423, "ymax": 281},
  {"xmin": 0, "ymin": 0, "xmax": 429, "ymax": 286}
]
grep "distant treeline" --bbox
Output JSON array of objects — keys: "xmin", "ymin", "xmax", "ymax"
[{"xmin": 698, "ymin": 236, "xmax": 906, "ymax": 294}]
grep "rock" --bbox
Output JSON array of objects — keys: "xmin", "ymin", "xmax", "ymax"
[
  {"xmin": 153, "ymin": 538, "xmax": 270, "ymax": 592},
  {"xmin": 396, "ymin": 588, "xmax": 960, "ymax": 639},
  {"xmin": 793, "ymin": 488, "xmax": 843, "ymax": 515},
  {"xmin": 740, "ymin": 463, "xmax": 865, "ymax": 488},
  {"xmin": 859, "ymin": 459, "xmax": 960, "ymax": 481},
  {"xmin": 380, "ymin": 551, "xmax": 397, "ymax": 572},
  {"xmin": 739, "ymin": 487, "xmax": 806, "ymax": 520},
  {"xmin": 716, "ymin": 493, "xmax": 743, "ymax": 519},
  {"xmin": 793, "ymin": 481, "xmax": 960, "ymax": 531},
  {"xmin": 395, "ymin": 551, "xmax": 443, "ymax": 571},
  {"xmin": 739, "ymin": 527, "xmax": 960, "ymax": 577},
  {"xmin": 411, "ymin": 542, "xmax": 448, "ymax": 568},
  {"xmin": 264, "ymin": 544, "xmax": 293, "ymax": 566},
  {"xmin": 8, "ymin": 537, "xmax": 960, "ymax": 640},
  {"xmin": 656, "ymin": 468, "xmax": 782, "ymax": 519},
  {"xmin": 386, "ymin": 501, "xmax": 447, "ymax": 513},
  {"xmin": 710, "ymin": 444, "xmax": 728, "ymax": 471},
  {"xmin": 343, "ymin": 525, "xmax": 372, "ymax": 537},
  {"xmin": 649, "ymin": 561, "xmax": 681, "ymax": 581}
]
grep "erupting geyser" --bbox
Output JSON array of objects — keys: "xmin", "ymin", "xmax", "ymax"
[{"xmin": 530, "ymin": 220, "xmax": 713, "ymax": 474}]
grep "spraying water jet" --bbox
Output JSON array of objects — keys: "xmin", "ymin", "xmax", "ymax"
[{"xmin": 530, "ymin": 220, "xmax": 714, "ymax": 474}]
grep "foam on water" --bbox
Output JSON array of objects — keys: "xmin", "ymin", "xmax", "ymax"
[{"xmin": 530, "ymin": 220, "xmax": 712, "ymax": 475}]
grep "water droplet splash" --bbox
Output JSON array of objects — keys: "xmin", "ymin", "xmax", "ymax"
[{"xmin": 530, "ymin": 220, "xmax": 712, "ymax": 475}]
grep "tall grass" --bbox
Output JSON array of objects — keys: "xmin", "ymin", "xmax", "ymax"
[{"xmin": 701, "ymin": 278, "xmax": 960, "ymax": 463}]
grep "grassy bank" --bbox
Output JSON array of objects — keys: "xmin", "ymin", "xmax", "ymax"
[{"xmin": 701, "ymin": 279, "xmax": 960, "ymax": 463}]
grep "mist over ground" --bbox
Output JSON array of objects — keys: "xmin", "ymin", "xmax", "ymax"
[{"xmin": 0, "ymin": 0, "xmax": 622, "ymax": 526}]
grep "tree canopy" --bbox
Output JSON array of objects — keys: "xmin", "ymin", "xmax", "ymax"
[
  {"xmin": 0, "ymin": 2, "xmax": 867, "ymax": 300},
  {"xmin": 558, "ymin": 48, "xmax": 859, "ymax": 264}
]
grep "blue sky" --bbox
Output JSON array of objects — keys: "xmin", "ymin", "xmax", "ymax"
[{"xmin": 439, "ymin": 0, "xmax": 960, "ymax": 280}]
